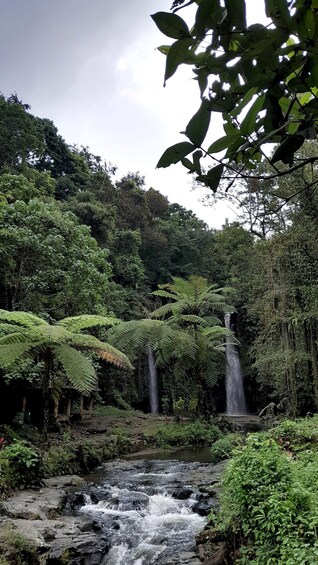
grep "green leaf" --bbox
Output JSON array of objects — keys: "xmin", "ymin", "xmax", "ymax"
[
  {"xmin": 241, "ymin": 95, "xmax": 265, "ymax": 135},
  {"xmin": 225, "ymin": 0, "xmax": 246, "ymax": 29},
  {"xmin": 206, "ymin": 164, "xmax": 224, "ymax": 192},
  {"xmin": 185, "ymin": 99, "xmax": 211, "ymax": 147},
  {"xmin": 208, "ymin": 134, "xmax": 239, "ymax": 153},
  {"xmin": 151, "ymin": 12, "xmax": 190, "ymax": 40},
  {"xmin": 181, "ymin": 157, "xmax": 196, "ymax": 172},
  {"xmin": 271, "ymin": 134, "xmax": 305, "ymax": 165},
  {"xmin": 157, "ymin": 142, "xmax": 195, "ymax": 168},
  {"xmin": 231, "ymin": 87, "xmax": 257, "ymax": 119},
  {"xmin": 297, "ymin": 7, "xmax": 315, "ymax": 39},
  {"xmin": 164, "ymin": 38, "xmax": 194, "ymax": 83},
  {"xmin": 265, "ymin": 0, "xmax": 291, "ymax": 28},
  {"xmin": 195, "ymin": 0, "xmax": 219, "ymax": 36}
]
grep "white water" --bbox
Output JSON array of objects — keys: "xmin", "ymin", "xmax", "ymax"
[
  {"xmin": 80, "ymin": 461, "xmax": 206, "ymax": 565},
  {"xmin": 225, "ymin": 313, "xmax": 247, "ymax": 415},
  {"xmin": 148, "ymin": 348, "xmax": 159, "ymax": 414}
]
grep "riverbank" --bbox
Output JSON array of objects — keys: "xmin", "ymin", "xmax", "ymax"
[
  {"xmin": 200, "ymin": 415, "xmax": 318, "ymax": 564},
  {"xmin": 0, "ymin": 409, "xmax": 227, "ymax": 563},
  {"xmin": 0, "ymin": 453, "xmax": 225, "ymax": 564},
  {"xmin": 0, "ymin": 409, "xmax": 224, "ymax": 496}
]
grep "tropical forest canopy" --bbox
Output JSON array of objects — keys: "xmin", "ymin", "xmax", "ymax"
[{"xmin": 1, "ymin": 90, "xmax": 318, "ymax": 420}]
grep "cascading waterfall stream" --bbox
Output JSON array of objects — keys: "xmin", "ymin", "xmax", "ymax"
[
  {"xmin": 224, "ymin": 313, "xmax": 247, "ymax": 415},
  {"xmin": 78, "ymin": 459, "xmax": 208, "ymax": 565},
  {"xmin": 148, "ymin": 347, "xmax": 159, "ymax": 414}
]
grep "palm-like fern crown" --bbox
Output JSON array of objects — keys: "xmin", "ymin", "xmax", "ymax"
[
  {"xmin": 108, "ymin": 318, "xmax": 197, "ymax": 367},
  {"xmin": 151, "ymin": 275, "xmax": 232, "ymax": 323},
  {"xmin": 0, "ymin": 310, "xmax": 132, "ymax": 394}
]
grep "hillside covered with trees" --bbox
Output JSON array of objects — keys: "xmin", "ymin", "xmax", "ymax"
[{"xmin": 1, "ymin": 93, "xmax": 318, "ymax": 425}]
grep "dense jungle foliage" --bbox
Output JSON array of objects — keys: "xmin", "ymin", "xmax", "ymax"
[
  {"xmin": 1, "ymin": 93, "xmax": 318, "ymax": 421},
  {"xmin": 213, "ymin": 417, "xmax": 318, "ymax": 564}
]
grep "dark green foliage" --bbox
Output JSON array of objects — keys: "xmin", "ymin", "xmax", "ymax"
[
  {"xmin": 153, "ymin": 1, "xmax": 318, "ymax": 192},
  {"xmin": 151, "ymin": 421, "xmax": 221, "ymax": 448},
  {"xmin": 217, "ymin": 425, "xmax": 318, "ymax": 564},
  {"xmin": 0, "ymin": 440, "xmax": 40, "ymax": 493},
  {"xmin": 210, "ymin": 433, "xmax": 243, "ymax": 463}
]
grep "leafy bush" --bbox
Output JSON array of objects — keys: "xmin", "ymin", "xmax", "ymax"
[
  {"xmin": 153, "ymin": 421, "xmax": 221, "ymax": 448},
  {"xmin": 210, "ymin": 433, "xmax": 243, "ymax": 463},
  {"xmin": 217, "ymin": 433, "xmax": 318, "ymax": 564},
  {"xmin": 269, "ymin": 416, "xmax": 318, "ymax": 452},
  {"xmin": 42, "ymin": 444, "xmax": 79, "ymax": 477},
  {"xmin": 0, "ymin": 440, "xmax": 40, "ymax": 492}
]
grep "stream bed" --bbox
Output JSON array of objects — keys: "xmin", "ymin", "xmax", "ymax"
[{"xmin": 68, "ymin": 451, "xmax": 223, "ymax": 565}]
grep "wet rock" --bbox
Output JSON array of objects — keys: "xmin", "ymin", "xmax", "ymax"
[
  {"xmin": 192, "ymin": 497, "xmax": 219, "ymax": 516},
  {"xmin": 43, "ymin": 475, "xmax": 85, "ymax": 489},
  {"xmin": 0, "ymin": 488, "xmax": 66, "ymax": 520},
  {"xmin": 2, "ymin": 517, "xmax": 110, "ymax": 564},
  {"xmin": 171, "ymin": 486, "xmax": 194, "ymax": 500}
]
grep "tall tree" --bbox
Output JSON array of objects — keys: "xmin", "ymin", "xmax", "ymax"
[{"xmin": 0, "ymin": 311, "xmax": 132, "ymax": 438}]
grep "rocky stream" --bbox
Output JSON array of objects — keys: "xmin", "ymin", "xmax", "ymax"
[{"xmin": 0, "ymin": 451, "xmax": 225, "ymax": 564}]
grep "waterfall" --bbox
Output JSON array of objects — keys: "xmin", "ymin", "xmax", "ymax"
[
  {"xmin": 224, "ymin": 313, "xmax": 247, "ymax": 415},
  {"xmin": 148, "ymin": 348, "xmax": 159, "ymax": 414}
]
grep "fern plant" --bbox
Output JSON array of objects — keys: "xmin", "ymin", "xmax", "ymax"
[
  {"xmin": 0, "ymin": 310, "xmax": 132, "ymax": 438},
  {"xmin": 109, "ymin": 276, "xmax": 234, "ymax": 416}
]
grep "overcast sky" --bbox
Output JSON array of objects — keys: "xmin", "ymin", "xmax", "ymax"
[{"xmin": 0, "ymin": 1, "xmax": 264, "ymax": 227}]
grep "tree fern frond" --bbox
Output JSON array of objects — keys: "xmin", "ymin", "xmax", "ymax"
[
  {"xmin": 0, "ymin": 343, "xmax": 33, "ymax": 368},
  {"xmin": 152, "ymin": 290, "xmax": 178, "ymax": 300},
  {"xmin": 52, "ymin": 345, "xmax": 97, "ymax": 394},
  {"xmin": 173, "ymin": 314, "xmax": 209, "ymax": 327},
  {"xmin": 0, "ymin": 331, "xmax": 35, "ymax": 345},
  {"xmin": 150, "ymin": 300, "xmax": 188, "ymax": 319},
  {"xmin": 65, "ymin": 333, "xmax": 133, "ymax": 370},
  {"xmin": 30, "ymin": 325, "xmax": 72, "ymax": 344},
  {"xmin": 59, "ymin": 314, "xmax": 120, "ymax": 333},
  {"xmin": 0, "ymin": 310, "xmax": 47, "ymax": 328},
  {"xmin": 0, "ymin": 323, "xmax": 26, "ymax": 335},
  {"xmin": 95, "ymin": 349, "xmax": 132, "ymax": 369}
]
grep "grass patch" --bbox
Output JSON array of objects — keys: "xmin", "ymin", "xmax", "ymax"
[
  {"xmin": 150, "ymin": 421, "xmax": 221, "ymax": 448},
  {"xmin": 0, "ymin": 527, "xmax": 38, "ymax": 565},
  {"xmin": 93, "ymin": 405, "xmax": 144, "ymax": 418}
]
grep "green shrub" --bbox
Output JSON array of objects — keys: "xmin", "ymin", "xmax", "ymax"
[
  {"xmin": 42, "ymin": 444, "xmax": 79, "ymax": 477},
  {"xmin": 0, "ymin": 440, "xmax": 40, "ymax": 492},
  {"xmin": 217, "ymin": 433, "xmax": 318, "ymax": 564},
  {"xmin": 210, "ymin": 433, "xmax": 243, "ymax": 463},
  {"xmin": 269, "ymin": 416, "xmax": 318, "ymax": 452},
  {"xmin": 153, "ymin": 421, "xmax": 221, "ymax": 448}
]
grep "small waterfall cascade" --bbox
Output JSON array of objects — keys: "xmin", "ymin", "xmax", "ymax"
[
  {"xmin": 148, "ymin": 347, "xmax": 159, "ymax": 414},
  {"xmin": 79, "ymin": 459, "xmax": 207, "ymax": 565},
  {"xmin": 224, "ymin": 313, "xmax": 247, "ymax": 415}
]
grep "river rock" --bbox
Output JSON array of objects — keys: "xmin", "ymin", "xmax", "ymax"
[
  {"xmin": 43, "ymin": 475, "xmax": 85, "ymax": 489},
  {"xmin": 2, "ymin": 517, "xmax": 110, "ymax": 564},
  {"xmin": 0, "ymin": 487, "xmax": 66, "ymax": 520}
]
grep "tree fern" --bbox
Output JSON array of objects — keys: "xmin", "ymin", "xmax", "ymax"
[
  {"xmin": 0, "ymin": 342, "xmax": 33, "ymax": 367},
  {"xmin": 0, "ymin": 310, "xmax": 48, "ymax": 328},
  {"xmin": 0, "ymin": 309, "xmax": 133, "ymax": 438},
  {"xmin": 59, "ymin": 314, "xmax": 120, "ymax": 333},
  {"xmin": 52, "ymin": 345, "xmax": 97, "ymax": 394}
]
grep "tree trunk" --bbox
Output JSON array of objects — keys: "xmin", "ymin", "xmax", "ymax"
[
  {"xmin": 88, "ymin": 397, "xmax": 93, "ymax": 417},
  {"xmin": 42, "ymin": 355, "xmax": 51, "ymax": 442},
  {"xmin": 53, "ymin": 398, "xmax": 59, "ymax": 419},
  {"xmin": 79, "ymin": 396, "xmax": 84, "ymax": 419},
  {"xmin": 66, "ymin": 397, "xmax": 71, "ymax": 419}
]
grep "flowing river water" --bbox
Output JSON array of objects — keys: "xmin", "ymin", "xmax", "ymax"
[{"xmin": 69, "ymin": 449, "xmax": 222, "ymax": 565}]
